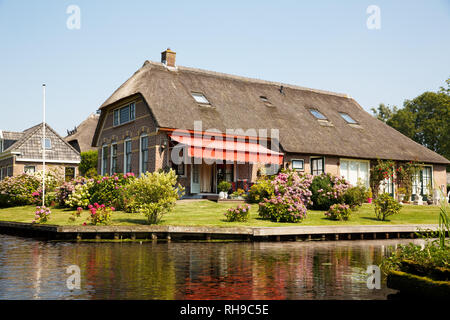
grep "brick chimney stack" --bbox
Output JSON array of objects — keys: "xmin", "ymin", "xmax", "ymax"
[{"xmin": 161, "ymin": 48, "xmax": 176, "ymax": 67}]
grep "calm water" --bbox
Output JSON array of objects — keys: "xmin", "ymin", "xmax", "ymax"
[{"xmin": 0, "ymin": 235, "xmax": 424, "ymax": 300}]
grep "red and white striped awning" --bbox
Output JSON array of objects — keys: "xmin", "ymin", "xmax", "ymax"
[{"xmin": 170, "ymin": 133, "xmax": 283, "ymax": 165}]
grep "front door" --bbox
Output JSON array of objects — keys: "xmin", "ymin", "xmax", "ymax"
[{"xmin": 191, "ymin": 164, "xmax": 200, "ymax": 194}]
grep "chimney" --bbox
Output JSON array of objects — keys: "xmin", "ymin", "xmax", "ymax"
[{"xmin": 161, "ymin": 48, "xmax": 176, "ymax": 67}]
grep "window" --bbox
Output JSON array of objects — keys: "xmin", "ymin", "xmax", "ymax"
[
  {"xmin": 113, "ymin": 103, "xmax": 136, "ymax": 126},
  {"xmin": 0, "ymin": 139, "xmax": 3, "ymax": 153},
  {"xmin": 0, "ymin": 167, "xmax": 3, "ymax": 180},
  {"xmin": 7, "ymin": 166, "xmax": 12, "ymax": 177},
  {"xmin": 191, "ymin": 92, "xmax": 210, "ymax": 104},
  {"xmin": 24, "ymin": 166, "xmax": 35, "ymax": 174},
  {"xmin": 264, "ymin": 163, "xmax": 279, "ymax": 175},
  {"xmin": 65, "ymin": 167, "xmax": 75, "ymax": 182},
  {"xmin": 172, "ymin": 163, "xmax": 185, "ymax": 177},
  {"xmin": 260, "ymin": 96, "xmax": 274, "ymax": 107},
  {"xmin": 110, "ymin": 143, "xmax": 118, "ymax": 174},
  {"xmin": 140, "ymin": 135, "xmax": 149, "ymax": 174},
  {"xmin": 101, "ymin": 145, "xmax": 108, "ymax": 175},
  {"xmin": 291, "ymin": 159, "xmax": 304, "ymax": 171},
  {"xmin": 42, "ymin": 138, "xmax": 52, "ymax": 149},
  {"xmin": 339, "ymin": 112, "xmax": 358, "ymax": 124},
  {"xmin": 412, "ymin": 166, "xmax": 433, "ymax": 196},
  {"xmin": 124, "ymin": 139, "xmax": 132, "ymax": 173},
  {"xmin": 309, "ymin": 109, "xmax": 327, "ymax": 120},
  {"xmin": 217, "ymin": 164, "xmax": 233, "ymax": 183},
  {"xmin": 340, "ymin": 159, "xmax": 369, "ymax": 187},
  {"xmin": 311, "ymin": 157, "xmax": 325, "ymax": 175}
]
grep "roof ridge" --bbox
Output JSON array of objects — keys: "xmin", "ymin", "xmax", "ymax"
[{"xmin": 143, "ymin": 60, "xmax": 350, "ymax": 99}]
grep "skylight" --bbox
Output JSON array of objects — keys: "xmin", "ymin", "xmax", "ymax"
[
  {"xmin": 339, "ymin": 112, "xmax": 358, "ymax": 124},
  {"xmin": 309, "ymin": 109, "xmax": 327, "ymax": 120},
  {"xmin": 260, "ymin": 96, "xmax": 269, "ymax": 103},
  {"xmin": 191, "ymin": 92, "xmax": 210, "ymax": 104}
]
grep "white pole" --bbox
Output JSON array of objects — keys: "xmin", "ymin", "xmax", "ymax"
[{"xmin": 42, "ymin": 84, "xmax": 46, "ymax": 207}]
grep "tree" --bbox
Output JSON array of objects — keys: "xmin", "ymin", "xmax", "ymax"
[
  {"xmin": 79, "ymin": 150, "xmax": 98, "ymax": 177},
  {"xmin": 372, "ymin": 78, "xmax": 450, "ymax": 163}
]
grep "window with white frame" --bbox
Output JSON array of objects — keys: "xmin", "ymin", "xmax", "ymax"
[
  {"xmin": 7, "ymin": 166, "xmax": 12, "ymax": 177},
  {"xmin": 291, "ymin": 159, "xmax": 304, "ymax": 171},
  {"xmin": 24, "ymin": 166, "xmax": 35, "ymax": 174},
  {"xmin": 42, "ymin": 138, "xmax": 52, "ymax": 150},
  {"xmin": 140, "ymin": 135, "xmax": 148, "ymax": 174},
  {"xmin": 412, "ymin": 166, "xmax": 432, "ymax": 196},
  {"xmin": 191, "ymin": 92, "xmax": 210, "ymax": 105},
  {"xmin": 101, "ymin": 145, "xmax": 108, "ymax": 175},
  {"xmin": 110, "ymin": 143, "xmax": 118, "ymax": 174},
  {"xmin": 340, "ymin": 159, "xmax": 369, "ymax": 187},
  {"xmin": 311, "ymin": 157, "xmax": 325, "ymax": 175},
  {"xmin": 124, "ymin": 139, "xmax": 132, "ymax": 173},
  {"xmin": 113, "ymin": 103, "xmax": 135, "ymax": 126}
]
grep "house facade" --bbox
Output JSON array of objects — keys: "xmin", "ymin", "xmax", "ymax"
[
  {"xmin": 0, "ymin": 123, "xmax": 81, "ymax": 181},
  {"xmin": 92, "ymin": 49, "xmax": 449, "ymax": 198}
]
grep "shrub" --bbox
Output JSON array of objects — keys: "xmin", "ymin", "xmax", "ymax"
[
  {"xmin": 32, "ymin": 206, "xmax": 51, "ymax": 224},
  {"xmin": 224, "ymin": 204, "xmax": 251, "ymax": 222},
  {"xmin": 246, "ymin": 177, "xmax": 274, "ymax": 203},
  {"xmin": 79, "ymin": 150, "xmax": 98, "ymax": 177},
  {"xmin": 65, "ymin": 181, "xmax": 92, "ymax": 208},
  {"xmin": 217, "ymin": 181, "xmax": 232, "ymax": 193},
  {"xmin": 86, "ymin": 203, "xmax": 114, "ymax": 225},
  {"xmin": 0, "ymin": 174, "xmax": 41, "ymax": 207},
  {"xmin": 124, "ymin": 170, "xmax": 184, "ymax": 224},
  {"xmin": 69, "ymin": 207, "xmax": 83, "ymax": 222},
  {"xmin": 231, "ymin": 188, "xmax": 245, "ymax": 199},
  {"xmin": 374, "ymin": 193, "xmax": 402, "ymax": 221},
  {"xmin": 258, "ymin": 170, "xmax": 312, "ymax": 223},
  {"xmin": 325, "ymin": 203, "xmax": 351, "ymax": 221},
  {"xmin": 342, "ymin": 185, "xmax": 367, "ymax": 210},
  {"xmin": 309, "ymin": 173, "xmax": 351, "ymax": 210},
  {"xmin": 89, "ymin": 173, "xmax": 136, "ymax": 210}
]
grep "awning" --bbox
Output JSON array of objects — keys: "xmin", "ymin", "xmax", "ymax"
[{"xmin": 170, "ymin": 133, "xmax": 283, "ymax": 165}]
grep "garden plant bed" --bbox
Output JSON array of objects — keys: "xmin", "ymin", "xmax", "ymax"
[{"xmin": 387, "ymin": 269, "xmax": 450, "ymax": 298}]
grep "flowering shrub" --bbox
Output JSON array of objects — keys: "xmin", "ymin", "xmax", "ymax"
[
  {"xmin": 124, "ymin": 170, "xmax": 184, "ymax": 224},
  {"xmin": 309, "ymin": 173, "xmax": 351, "ymax": 210},
  {"xmin": 246, "ymin": 177, "xmax": 274, "ymax": 203},
  {"xmin": 341, "ymin": 185, "xmax": 368, "ymax": 210},
  {"xmin": 86, "ymin": 203, "xmax": 115, "ymax": 225},
  {"xmin": 65, "ymin": 181, "xmax": 92, "ymax": 208},
  {"xmin": 57, "ymin": 177, "xmax": 89, "ymax": 207},
  {"xmin": 325, "ymin": 203, "xmax": 351, "ymax": 221},
  {"xmin": 374, "ymin": 193, "xmax": 402, "ymax": 221},
  {"xmin": 32, "ymin": 206, "xmax": 51, "ymax": 224},
  {"xmin": 231, "ymin": 188, "xmax": 246, "ymax": 199},
  {"xmin": 89, "ymin": 173, "xmax": 135, "ymax": 210},
  {"xmin": 0, "ymin": 174, "xmax": 41, "ymax": 207},
  {"xmin": 258, "ymin": 170, "xmax": 312, "ymax": 223},
  {"xmin": 69, "ymin": 207, "xmax": 83, "ymax": 222},
  {"xmin": 224, "ymin": 204, "xmax": 251, "ymax": 222}
]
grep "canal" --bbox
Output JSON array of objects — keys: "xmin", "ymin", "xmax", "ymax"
[{"xmin": 0, "ymin": 235, "xmax": 424, "ymax": 300}]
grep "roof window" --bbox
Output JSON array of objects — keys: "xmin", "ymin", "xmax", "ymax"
[
  {"xmin": 339, "ymin": 112, "xmax": 358, "ymax": 124},
  {"xmin": 191, "ymin": 92, "xmax": 210, "ymax": 105}
]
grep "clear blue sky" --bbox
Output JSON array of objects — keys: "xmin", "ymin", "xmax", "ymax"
[{"xmin": 0, "ymin": 0, "xmax": 449, "ymax": 136}]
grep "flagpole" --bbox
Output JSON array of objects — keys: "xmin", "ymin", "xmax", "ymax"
[{"xmin": 42, "ymin": 84, "xmax": 46, "ymax": 207}]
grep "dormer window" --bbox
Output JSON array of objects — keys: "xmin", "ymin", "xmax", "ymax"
[
  {"xmin": 191, "ymin": 92, "xmax": 210, "ymax": 105},
  {"xmin": 113, "ymin": 102, "xmax": 136, "ymax": 126},
  {"xmin": 309, "ymin": 109, "xmax": 327, "ymax": 120},
  {"xmin": 339, "ymin": 112, "xmax": 358, "ymax": 124}
]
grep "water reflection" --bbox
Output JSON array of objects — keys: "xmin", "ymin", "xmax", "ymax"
[{"xmin": 0, "ymin": 235, "xmax": 424, "ymax": 300}]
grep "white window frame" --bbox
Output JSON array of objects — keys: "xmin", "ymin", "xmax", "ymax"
[
  {"xmin": 191, "ymin": 92, "xmax": 210, "ymax": 105},
  {"xmin": 24, "ymin": 165, "xmax": 36, "ymax": 174},
  {"xmin": 6, "ymin": 165, "xmax": 13, "ymax": 177},
  {"xmin": 412, "ymin": 165, "xmax": 433, "ymax": 196},
  {"xmin": 101, "ymin": 144, "xmax": 108, "ymax": 176},
  {"xmin": 339, "ymin": 112, "xmax": 358, "ymax": 124},
  {"xmin": 123, "ymin": 138, "xmax": 132, "ymax": 174},
  {"xmin": 291, "ymin": 159, "xmax": 304, "ymax": 171},
  {"xmin": 110, "ymin": 142, "xmax": 117, "ymax": 175},
  {"xmin": 139, "ymin": 134, "xmax": 148, "ymax": 176},
  {"xmin": 113, "ymin": 102, "xmax": 136, "ymax": 127},
  {"xmin": 339, "ymin": 158, "xmax": 370, "ymax": 188},
  {"xmin": 42, "ymin": 138, "xmax": 52, "ymax": 150}
]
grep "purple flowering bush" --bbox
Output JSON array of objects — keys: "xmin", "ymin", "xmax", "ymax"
[
  {"xmin": 32, "ymin": 206, "xmax": 51, "ymax": 224},
  {"xmin": 258, "ymin": 170, "xmax": 312, "ymax": 223},
  {"xmin": 89, "ymin": 173, "xmax": 136, "ymax": 210},
  {"xmin": 0, "ymin": 174, "xmax": 41, "ymax": 207},
  {"xmin": 224, "ymin": 204, "xmax": 251, "ymax": 222},
  {"xmin": 325, "ymin": 203, "xmax": 351, "ymax": 221},
  {"xmin": 309, "ymin": 173, "xmax": 351, "ymax": 210}
]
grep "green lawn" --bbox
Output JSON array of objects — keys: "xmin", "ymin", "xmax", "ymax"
[{"xmin": 0, "ymin": 201, "xmax": 442, "ymax": 227}]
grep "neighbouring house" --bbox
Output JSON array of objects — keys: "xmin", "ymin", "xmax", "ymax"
[
  {"xmin": 65, "ymin": 113, "xmax": 100, "ymax": 153},
  {"xmin": 92, "ymin": 49, "xmax": 449, "ymax": 198},
  {"xmin": 0, "ymin": 123, "xmax": 81, "ymax": 181}
]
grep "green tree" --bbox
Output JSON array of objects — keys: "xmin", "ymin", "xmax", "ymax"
[
  {"xmin": 79, "ymin": 150, "xmax": 98, "ymax": 177},
  {"xmin": 372, "ymin": 78, "xmax": 450, "ymax": 163}
]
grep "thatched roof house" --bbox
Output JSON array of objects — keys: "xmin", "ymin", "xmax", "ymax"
[
  {"xmin": 65, "ymin": 113, "xmax": 100, "ymax": 153},
  {"xmin": 93, "ymin": 49, "xmax": 449, "ymax": 197},
  {"xmin": 0, "ymin": 123, "xmax": 80, "ymax": 181}
]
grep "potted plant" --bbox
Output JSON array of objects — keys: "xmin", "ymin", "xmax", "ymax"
[
  {"xmin": 217, "ymin": 181, "xmax": 231, "ymax": 200},
  {"xmin": 397, "ymin": 187, "xmax": 406, "ymax": 202},
  {"xmin": 366, "ymin": 188, "xmax": 373, "ymax": 204},
  {"xmin": 230, "ymin": 188, "xmax": 246, "ymax": 200}
]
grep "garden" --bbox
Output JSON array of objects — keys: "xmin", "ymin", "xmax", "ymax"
[{"xmin": 0, "ymin": 161, "xmax": 444, "ymax": 227}]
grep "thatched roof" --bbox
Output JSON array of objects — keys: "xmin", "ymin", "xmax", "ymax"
[
  {"xmin": 96, "ymin": 60, "xmax": 449, "ymax": 165},
  {"xmin": 65, "ymin": 113, "xmax": 100, "ymax": 153}
]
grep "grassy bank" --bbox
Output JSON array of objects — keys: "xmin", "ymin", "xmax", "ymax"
[{"xmin": 0, "ymin": 201, "xmax": 441, "ymax": 227}]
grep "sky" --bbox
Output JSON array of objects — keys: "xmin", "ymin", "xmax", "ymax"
[{"xmin": 0, "ymin": 0, "xmax": 449, "ymax": 136}]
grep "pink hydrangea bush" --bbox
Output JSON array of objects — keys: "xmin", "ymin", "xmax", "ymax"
[
  {"xmin": 310, "ymin": 173, "xmax": 351, "ymax": 210},
  {"xmin": 224, "ymin": 204, "xmax": 251, "ymax": 222},
  {"xmin": 86, "ymin": 203, "xmax": 115, "ymax": 225},
  {"xmin": 325, "ymin": 203, "xmax": 351, "ymax": 221},
  {"xmin": 258, "ymin": 170, "xmax": 313, "ymax": 223},
  {"xmin": 32, "ymin": 206, "xmax": 51, "ymax": 224}
]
